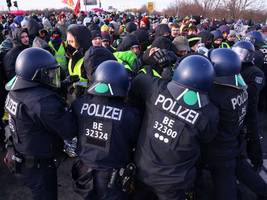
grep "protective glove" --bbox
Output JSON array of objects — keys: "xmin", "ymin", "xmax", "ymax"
[
  {"xmin": 152, "ymin": 49, "xmax": 169, "ymax": 68},
  {"xmin": 247, "ymin": 138, "xmax": 263, "ymax": 172},
  {"xmin": 3, "ymin": 147, "xmax": 16, "ymax": 173}
]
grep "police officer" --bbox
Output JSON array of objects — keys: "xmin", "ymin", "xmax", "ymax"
[
  {"xmin": 246, "ymin": 31, "xmax": 267, "ymax": 111},
  {"xmin": 204, "ymin": 48, "xmax": 248, "ymax": 200},
  {"xmin": 71, "ymin": 60, "xmax": 141, "ymax": 200},
  {"xmin": 3, "ymin": 48, "xmax": 77, "ymax": 200},
  {"xmin": 131, "ymin": 55, "xmax": 219, "ymax": 200},
  {"xmin": 232, "ymin": 41, "xmax": 265, "ymax": 172}
]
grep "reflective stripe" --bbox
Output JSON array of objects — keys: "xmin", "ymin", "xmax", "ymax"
[
  {"xmin": 139, "ymin": 68, "xmax": 162, "ymax": 78},
  {"xmin": 188, "ymin": 37, "xmax": 202, "ymax": 42},
  {"xmin": 68, "ymin": 58, "xmax": 88, "ymax": 87},
  {"xmin": 220, "ymin": 42, "xmax": 230, "ymax": 48},
  {"xmin": 48, "ymin": 41, "xmax": 67, "ymax": 69}
]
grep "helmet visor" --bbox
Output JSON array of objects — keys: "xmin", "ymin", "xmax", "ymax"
[
  {"xmin": 232, "ymin": 47, "xmax": 250, "ymax": 62},
  {"xmin": 33, "ymin": 67, "xmax": 61, "ymax": 88}
]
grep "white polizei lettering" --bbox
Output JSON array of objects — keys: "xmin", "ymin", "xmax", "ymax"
[
  {"xmin": 95, "ymin": 105, "xmax": 105, "ymax": 117},
  {"xmin": 169, "ymin": 100, "xmax": 178, "ymax": 115},
  {"xmin": 112, "ymin": 108, "xmax": 122, "ymax": 121},
  {"xmin": 88, "ymin": 104, "xmax": 97, "ymax": 115},
  {"xmin": 231, "ymin": 98, "xmax": 237, "ymax": 110},
  {"xmin": 80, "ymin": 103, "xmax": 89, "ymax": 114},
  {"xmin": 231, "ymin": 90, "xmax": 248, "ymax": 110},
  {"xmin": 175, "ymin": 105, "xmax": 182, "ymax": 115},
  {"xmin": 154, "ymin": 94, "xmax": 200, "ymax": 125},
  {"xmin": 177, "ymin": 108, "xmax": 189, "ymax": 120},
  {"xmin": 81, "ymin": 103, "xmax": 123, "ymax": 121},
  {"xmin": 187, "ymin": 110, "xmax": 199, "ymax": 124},
  {"xmin": 154, "ymin": 94, "xmax": 165, "ymax": 106},
  {"xmin": 118, "ymin": 109, "xmax": 122, "ymax": 121},
  {"xmin": 162, "ymin": 98, "xmax": 173, "ymax": 110},
  {"xmin": 104, "ymin": 106, "xmax": 113, "ymax": 119}
]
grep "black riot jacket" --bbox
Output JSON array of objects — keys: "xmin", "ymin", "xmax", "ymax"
[
  {"xmin": 5, "ymin": 86, "xmax": 77, "ymax": 157},
  {"xmin": 204, "ymin": 84, "xmax": 248, "ymax": 160},
  {"xmin": 130, "ymin": 74, "xmax": 219, "ymax": 188},
  {"xmin": 241, "ymin": 63, "xmax": 265, "ymax": 167},
  {"xmin": 72, "ymin": 95, "xmax": 141, "ymax": 169}
]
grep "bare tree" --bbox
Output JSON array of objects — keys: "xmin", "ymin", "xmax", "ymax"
[
  {"xmin": 194, "ymin": 0, "xmax": 221, "ymax": 10},
  {"xmin": 222, "ymin": 0, "xmax": 264, "ymax": 19},
  {"xmin": 162, "ymin": 0, "xmax": 266, "ymax": 22}
]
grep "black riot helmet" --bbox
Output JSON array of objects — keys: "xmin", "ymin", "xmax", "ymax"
[
  {"xmin": 167, "ymin": 55, "xmax": 215, "ymax": 109},
  {"xmin": 209, "ymin": 48, "xmax": 246, "ymax": 88},
  {"xmin": 232, "ymin": 40, "xmax": 255, "ymax": 63},
  {"xmin": 245, "ymin": 31, "xmax": 265, "ymax": 48},
  {"xmin": 6, "ymin": 47, "xmax": 60, "ymax": 91},
  {"xmin": 209, "ymin": 48, "xmax": 241, "ymax": 76},
  {"xmin": 88, "ymin": 60, "xmax": 129, "ymax": 97}
]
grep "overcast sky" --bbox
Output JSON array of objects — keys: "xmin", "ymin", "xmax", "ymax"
[
  {"xmin": 0, "ymin": 0, "xmax": 174, "ymax": 11},
  {"xmin": 1, "ymin": 0, "xmax": 266, "ymax": 13}
]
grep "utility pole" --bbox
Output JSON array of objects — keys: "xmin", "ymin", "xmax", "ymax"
[{"xmin": 6, "ymin": 0, "xmax": 11, "ymax": 11}]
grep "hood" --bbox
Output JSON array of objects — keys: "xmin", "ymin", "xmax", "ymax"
[
  {"xmin": 132, "ymin": 29, "xmax": 150, "ymax": 51},
  {"xmin": 117, "ymin": 34, "xmax": 139, "ymax": 51},
  {"xmin": 25, "ymin": 17, "xmax": 43, "ymax": 40},
  {"xmin": 151, "ymin": 36, "xmax": 177, "ymax": 53},
  {"xmin": 155, "ymin": 24, "xmax": 171, "ymax": 38},
  {"xmin": 12, "ymin": 28, "xmax": 29, "ymax": 47},
  {"xmin": 67, "ymin": 24, "xmax": 92, "ymax": 54},
  {"xmin": 84, "ymin": 46, "xmax": 116, "ymax": 79}
]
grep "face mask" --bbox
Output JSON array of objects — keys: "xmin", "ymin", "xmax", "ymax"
[
  {"xmin": 213, "ymin": 43, "xmax": 220, "ymax": 48},
  {"xmin": 66, "ymin": 44, "xmax": 77, "ymax": 56}
]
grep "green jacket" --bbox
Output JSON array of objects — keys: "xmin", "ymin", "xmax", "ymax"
[{"xmin": 113, "ymin": 51, "xmax": 137, "ymax": 72}]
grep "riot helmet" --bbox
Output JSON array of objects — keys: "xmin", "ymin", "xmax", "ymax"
[
  {"xmin": 245, "ymin": 31, "xmax": 265, "ymax": 48},
  {"xmin": 209, "ymin": 48, "xmax": 246, "ymax": 89},
  {"xmin": 167, "ymin": 55, "xmax": 215, "ymax": 109},
  {"xmin": 88, "ymin": 60, "xmax": 129, "ymax": 97},
  {"xmin": 232, "ymin": 40, "xmax": 255, "ymax": 63},
  {"xmin": 6, "ymin": 47, "xmax": 60, "ymax": 91}
]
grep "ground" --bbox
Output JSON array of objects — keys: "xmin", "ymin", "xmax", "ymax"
[{"xmin": 0, "ymin": 112, "xmax": 267, "ymax": 200}]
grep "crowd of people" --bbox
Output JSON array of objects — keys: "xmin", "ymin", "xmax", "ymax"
[{"xmin": 0, "ymin": 9, "xmax": 267, "ymax": 200}]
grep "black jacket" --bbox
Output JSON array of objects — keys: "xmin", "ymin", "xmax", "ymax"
[
  {"xmin": 5, "ymin": 86, "xmax": 77, "ymax": 157},
  {"xmin": 241, "ymin": 63, "xmax": 265, "ymax": 167},
  {"xmin": 3, "ymin": 29, "xmax": 29, "ymax": 81},
  {"xmin": 72, "ymin": 95, "xmax": 141, "ymax": 169},
  {"xmin": 131, "ymin": 74, "xmax": 218, "ymax": 188}
]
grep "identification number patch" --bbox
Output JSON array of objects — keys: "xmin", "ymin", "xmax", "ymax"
[
  {"xmin": 84, "ymin": 120, "xmax": 112, "ymax": 151},
  {"xmin": 151, "ymin": 114, "xmax": 184, "ymax": 149}
]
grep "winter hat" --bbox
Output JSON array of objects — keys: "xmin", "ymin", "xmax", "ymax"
[{"xmin": 172, "ymin": 36, "xmax": 190, "ymax": 51}]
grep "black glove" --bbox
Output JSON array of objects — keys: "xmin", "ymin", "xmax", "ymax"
[
  {"xmin": 3, "ymin": 147, "xmax": 16, "ymax": 173},
  {"xmin": 247, "ymin": 138, "xmax": 263, "ymax": 172},
  {"xmin": 62, "ymin": 75, "xmax": 80, "ymax": 86},
  {"xmin": 152, "ymin": 49, "xmax": 169, "ymax": 68}
]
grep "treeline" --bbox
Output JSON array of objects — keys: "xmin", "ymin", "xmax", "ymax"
[{"xmin": 127, "ymin": 0, "xmax": 267, "ymax": 23}]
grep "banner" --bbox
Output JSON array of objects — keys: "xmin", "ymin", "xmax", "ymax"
[
  {"xmin": 84, "ymin": 0, "xmax": 97, "ymax": 5},
  {"xmin": 74, "ymin": 0, "xmax": 81, "ymax": 15},
  {"xmin": 62, "ymin": 0, "xmax": 74, "ymax": 8}
]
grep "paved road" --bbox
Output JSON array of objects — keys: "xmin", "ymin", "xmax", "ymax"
[{"xmin": 1, "ymin": 112, "xmax": 267, "ymax": 200}]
